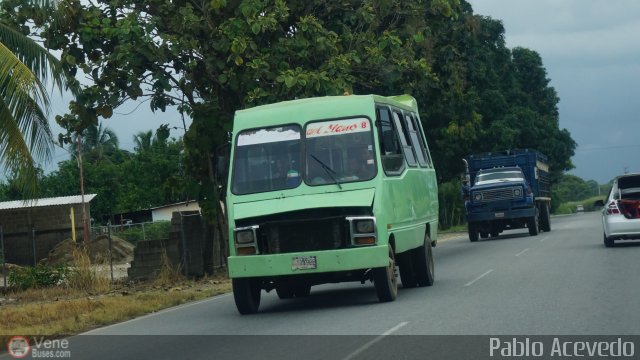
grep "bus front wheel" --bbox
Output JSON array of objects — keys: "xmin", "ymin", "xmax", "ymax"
[
  {"xmin": 373, "ymin": 245, "xmax": 398, "ymax": 302},
  {"xmin": 232, "ymin": 277, "xmax": 261, "ymax": 314}
]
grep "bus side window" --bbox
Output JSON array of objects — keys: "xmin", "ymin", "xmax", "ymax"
[
  {"xmin": 376, "ymin": 106, "xmax": 405, "ymax": 175},
  {"xmin": 405, "ymin": 113, "xmax": 428, "ymax": 167},
  {"xmin": 392, "ymin": 111, "xmax": 417, "ymax": 167},
  {"xmin": 412, "ymin": 114, "xmax": 433, "ymax": 168}
]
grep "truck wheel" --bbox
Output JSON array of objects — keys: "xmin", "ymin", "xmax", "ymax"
[
  {"xmin": 468, "ymin": 222, "xmax": 479, "ymax": 242},
  {"xmin": 490, "ymin": 231, "xmax": 499, "ymax": 237},
  {"xmin": 413, "ymin": 234, "xmax": 435, "ymax": 287},
  {"xmin": 540, "ymin": 203, "xmax": 551, "ymax": 232},
  {"xmin": 528, "ymin": 215, "xmax": 539, "ymax": 236},
  {"xmin": 232, "ymin": 277, "xmax": 261, "ymax": 314},
  {"xmin": 604, "ymin": 233, "xmax": 614, "ymax": 248},
  {"xmin": 373, "ymin": 245, "xmax": 398, "ymax": 302},
  {"xmin": 480, "ymin": 232, "xmax": 489, "ymax": 239},
  {"xmin": 398, "ymin": 252, "xmax": 417, "ymax": 288}
]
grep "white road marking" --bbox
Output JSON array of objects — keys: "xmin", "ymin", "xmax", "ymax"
[
  {"xmin": 464, "ymin": 269, "xmax": 494, "ymax": 287},
  {"xmin": 515, "ymin": 248, "xmax": 530, "ymax": 257},
  {"xmin": 540, "ymin": 236, "xmax": 549, "ymax": 242},
  {"xmin": 342, "ymin": 321, "xmax": 408, "ymax": 360},
  {"xmin": 82, "ymin": 293, "xmax": 233, "ymax": 334}
]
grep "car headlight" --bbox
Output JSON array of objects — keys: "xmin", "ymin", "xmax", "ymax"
[
  {"xmin": 235, "ymin": 229, "xmax": 255, "ymax": 244},
  {"xmin": 474, "ymin": 193, "xmax": 482, "ymax": 201},
  {"xmin": 355, "ymin": 219, "xmax": 375, "ymax": 234},
  {"xmin": 514, "ymin": 188, "xmax": 522, "ymax": 197}
]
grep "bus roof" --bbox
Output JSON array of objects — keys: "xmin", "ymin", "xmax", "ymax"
[{"xmin": 233, "ymin": 94, "xmax": 418, "ymax": 130}]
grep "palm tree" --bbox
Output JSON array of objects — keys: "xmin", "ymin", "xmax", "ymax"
[
  {"xmin": 133, "ymin": 130, "xmax": 153, "ymax": 153},
  {"xmin": 72, "ymin": 122, "xmax": 120, "ymax": 163},
  {"xmin": 0, "ymin": 1, "xmax": 66, "ymax": 197}
]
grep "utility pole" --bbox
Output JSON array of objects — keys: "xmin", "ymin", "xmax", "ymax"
[{"xmin": 77, "ymin": 136, "xmax": 89, "ymax": 246}]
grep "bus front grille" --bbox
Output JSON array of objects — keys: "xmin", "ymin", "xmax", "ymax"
[{"xmin": 259, "ymin": 217, "xmax": 349, "ymax": 254}]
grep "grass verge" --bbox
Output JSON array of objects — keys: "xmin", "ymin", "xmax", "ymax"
[{"xmin": 0, "ymin": 276, "xmax": 230, "ymax": 343}]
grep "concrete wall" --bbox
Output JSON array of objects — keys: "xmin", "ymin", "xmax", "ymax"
[
  {"xmin": 128, "ymin": 211, "xmax": 224, "ymax": 280},
  {"xmin": 0, "ymin": 204, "xmax": 91, "ymax": 265}
]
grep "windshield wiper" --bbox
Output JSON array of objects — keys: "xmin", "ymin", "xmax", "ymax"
[{"xmin": 309, "ymin": 154, "xmax": 342, "ymax": 189}]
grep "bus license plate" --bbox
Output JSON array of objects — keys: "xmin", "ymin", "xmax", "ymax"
[
  {"xmin": 495, "ymin": 212, "xmax": 505, "ymax": 218},
  {"xmin": 292, "ymin": 256, "xmax": 317, "ymax": 270}
]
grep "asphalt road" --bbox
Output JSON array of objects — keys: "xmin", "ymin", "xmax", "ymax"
[{"xmin": 14, "ymin": 212, "xmax": 640, "ymax": 359}]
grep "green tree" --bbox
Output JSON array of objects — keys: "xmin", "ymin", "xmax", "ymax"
[
  {"xmin": 26, "ymin": 0, "xmax": 459, "ymax": 221},
  {"xmin": 0, "ymin": 0, "xmax": 67, "ymax": 197},
  {"xmin": 70, "ymin": 122, "xmax": 119, "ymax": 164}
]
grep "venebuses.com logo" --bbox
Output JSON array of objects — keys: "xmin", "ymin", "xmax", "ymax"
[{"xmin": 6, "ymin": 336, "xmax": 71, "ymax": 359}]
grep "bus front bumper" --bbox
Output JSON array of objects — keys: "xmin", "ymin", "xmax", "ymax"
[{"xmin": 228, "ymin": 245, "xmax": 388, "ymax": 278}]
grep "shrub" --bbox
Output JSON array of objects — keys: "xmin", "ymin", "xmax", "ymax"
[
  {"xmin": 554, "ymin": 203, "xmax": 573, "ymax": 215},
  {"xmin": 66, "ymin": 249, "xmax": 111, "ymax": 293},
  {"xmin": 8, "ymin": 264, "xmax": 71, "ymax": 290}
]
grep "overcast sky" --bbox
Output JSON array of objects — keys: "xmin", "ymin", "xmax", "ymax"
[
  {"xmin": 44, "ymin": 1, "xmax": 639, "ymax": 184},
  {"xmin": 467, "ymin": 0, "xmax": 640, "ymax": 184}
]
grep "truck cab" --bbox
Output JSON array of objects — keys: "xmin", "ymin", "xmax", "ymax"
[{"xmin": 462, "ymin": 150, "xmax": 551, "ymax": 242}]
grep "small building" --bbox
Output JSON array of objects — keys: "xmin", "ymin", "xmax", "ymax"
[
  {"xmin": 0, "ymin": 194, "xmax": 96, "ymax": 265},
  {"xmin": 150, "ymin": 200, "xmax": 201, "ymax": 222}
]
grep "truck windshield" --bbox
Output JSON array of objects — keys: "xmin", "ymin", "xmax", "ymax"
[
  {"xmin": 232, "ymin": 125, "xmax": 302, "ymax": 195},
  {"xmin": 231, "ymin": 118, "xmax": 376, "ymax": 194},
  {"xmin": 305, "ymin": 118, "xmax": 375, "ymax": 186},
  {"xmin": 476, "ymin": 170, "xmax": 524, "ymax": 184}
]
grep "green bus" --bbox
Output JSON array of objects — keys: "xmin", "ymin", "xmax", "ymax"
[{"xmin": 225, "ymin": 94, "xmax": 438, "ymax": 314}]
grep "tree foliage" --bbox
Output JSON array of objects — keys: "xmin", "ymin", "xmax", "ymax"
[
  {"xmin": 5, "ymin": 0, "xmax": 578, "ymax": 228},
  {"xmin": 0, "ymin": 0, "xmax": 67, "ymax": 198}
]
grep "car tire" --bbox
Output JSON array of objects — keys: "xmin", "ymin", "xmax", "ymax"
[
  {"xmin": 373, "ymin": 245, "xmax": 398, "ymax": 302},
  {"xmin": 232, "ymin": 277, "xmax": 261, "ymax": 314},
  {"xmin": 604, "ymin": 233, "xmax": 614, "ymax": 248},
  {"xmin": 468, "ymin": 222, "xmax": 479, "ymax": 242},
  {"xmin": 413, "ymin": 234, "xmax": 435, "ymax": 287}
]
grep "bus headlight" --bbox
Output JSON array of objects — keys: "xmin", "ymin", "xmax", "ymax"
[
  {"xmin": 234, "ymin": 225, "xmax": 259, "ymax": 245},
  {"xmin": 355, "ymin": 219, "xmax": 375, "ymax": 234},
  {"xmin": 235, "ymin": 230, "xmax": 255, "ymax": 244}
]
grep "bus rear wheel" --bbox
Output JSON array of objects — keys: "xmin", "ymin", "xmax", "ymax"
[{"xmin": 413, "ymin": 234, "xmax": 435, "ymax": 287}]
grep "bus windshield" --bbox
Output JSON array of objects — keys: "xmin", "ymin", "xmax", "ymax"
[
  {"xmin": 231, "ymin": 118, "xmax": 376, "ymax": 195},
  {"xmin": 305, "ymin": 118, "xmax": 375, "ymax": 186},
  {"xmin": 232, "ymin": 125, "xmax": 303, "ymax": 195}
]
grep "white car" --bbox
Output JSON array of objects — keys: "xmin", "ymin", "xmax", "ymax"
[{"xmin": 599, "ymin": 173, "xmax": 640, "ymax": 247}]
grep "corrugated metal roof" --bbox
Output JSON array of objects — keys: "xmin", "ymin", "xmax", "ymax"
[
  {"xmin": 149, "ymin": 200, "xmax": 198, "ymax": 210},
  {"xmin": 0, "ymin": 194, "xmax": 97, "ymax": 210}
]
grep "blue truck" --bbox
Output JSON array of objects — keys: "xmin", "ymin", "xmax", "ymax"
[{"xmin": 462, "ymin": 149, "xmax": 551, "ymax": 242}]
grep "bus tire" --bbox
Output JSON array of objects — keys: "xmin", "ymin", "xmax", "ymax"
[
  {"xmin": 275, "ymin": 283, "xmax": 295, "ymax": 299},
  {"xmin": 413, "ymin": 234, "xmax": 435, "ymax": 287},
  {"xmin": 373, "ymin": 245, "xmax": 398, "ymax": 302},
  {"xmin": 232, "ymin": 277, "xmax": 261, "ymax": 314},
  {"xmin": 398, "ymin": 252, "xmax": 417, "ymax": 288},
  {"xmin": 293, "ymin": 284, "xmax": 311, "ymax": 297}
]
